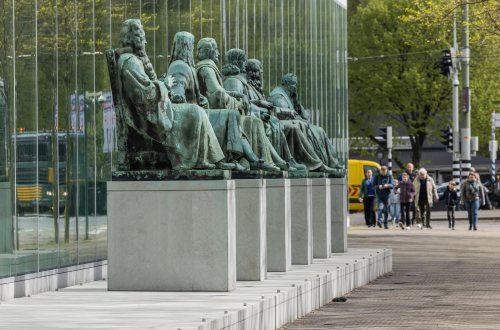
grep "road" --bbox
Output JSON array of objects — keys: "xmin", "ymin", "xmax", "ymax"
[{"xmin": 283, "ymin": 221, "xmax": 500, "ymax": 329}]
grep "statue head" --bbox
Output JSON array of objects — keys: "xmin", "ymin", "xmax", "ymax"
[
  {"xmin": 197, "ymin": 38, "xmax": 219, "ymax": 64},
  {"xmin": 245, "ymin": 59, "xmax": 263, "ymax": 82},
  {"xmin": 281, "ymin": 73, "xmax": 298, "ymax": 95},
  {"xmin": 170, "ymin": 31, "xmax": 195, "ymax": 67},
  {"xmin": 119, "ymin": 19, "xmax": 147, "ymax": 53},
  {"xmin": 223, "ymin": 48, "xmax": 247, "ymax": 73}
]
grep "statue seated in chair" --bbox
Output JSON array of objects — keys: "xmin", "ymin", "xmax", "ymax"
[{"xmin": 105, "ymin": 19, "xmax": 233, "ymax": 171}]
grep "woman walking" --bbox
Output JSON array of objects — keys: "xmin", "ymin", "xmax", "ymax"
[
  {"xmin": 396, "ymin": 173, "xmax": 415, "ymax": 230},
  {"xmin": 443, "ymin": 181, "xmax": 459, "ymax": 230},
  {"xmin": 460, "ymin": 172, "xmax": 486, "ymax": 230}
]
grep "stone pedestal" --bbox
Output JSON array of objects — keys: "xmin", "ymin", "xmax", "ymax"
[
  {"xmin": 265, "ymin": 179, "xmax": 291, "ymax": 272},
  {"xmin": 0, "ymin": 182, "xmax": 13, "ymax": 253},
  {"xmin": 330, "ymin": 177, "xmax": 348, "ymax": 253},
  {"xmin": 107, "ymin": 180, "xmax": 236, "ymax": 292},
  {"xmin": 290, "ymin": 178, "xmax": 313, "ymax": 265},
  {"xmin": 311, "ymin": 178, "xmax": 331, "ymax": 258},
  {"xmin": 235, "ymin": 179, "xmax": 266, "ymax": 281}
]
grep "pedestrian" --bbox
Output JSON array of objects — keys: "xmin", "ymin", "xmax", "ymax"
[
  {"xmin": 395, "ymin": 172, "xmax": 415, "ymax": 230},
  {"xmin": 374, "ymin": 166, "xmax": 394, "ymax": 229},
  {"xmin": 389, "ymin": 179, "xmax": 401, "ymax": 226},
  {"xmin": 413, "ymin": 168, "xmax": 438, "ymax": 230},
  {"xmin": 443, "ymin": 181, "xmax": 459, "ymax": 230},
  {"xmin": 398, "ymin": 163, "xmax": 418, "ymax": 225},
  {"xmin": 460, "ymin": 172, "xmax": 486, "ymax": 231},
  {"xmin": 359, "ymin": 169, "xmax": 377, "ymax": 227}
]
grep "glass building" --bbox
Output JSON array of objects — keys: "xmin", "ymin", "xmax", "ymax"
[{"xmin": 0, "ymin": 0, "xmax": 347, "ymax": 279}]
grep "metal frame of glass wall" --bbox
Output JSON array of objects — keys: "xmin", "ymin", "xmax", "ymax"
[{"xmin": 0, "ymin": 0, "xmax": 347, "ymax": 278}]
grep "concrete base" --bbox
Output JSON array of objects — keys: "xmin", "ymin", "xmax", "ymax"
[
  {"xmin": 331, "ymin": 177, "xmax": 348, "ymax": 253},
  {"xmin": 290, "ymin": 178, "xmax": 313, "ymax": 265},
  {"xmin": 0, "ymin": 248, "xmax": 392, "ymax": 329},
  {"xmin": 311, "ymin": 178, "xmax": 331, "ymax": 258},
  {"xmin": 265, "ymin": 179, "xmax": 291, "ymax": 272},
  {"xmin": 107, "ymin": 180, "xmax": 236, "ymax": 292},
  {"xmin": 235, "ymin": 179, "xmax": 266, "ymax": 281}
]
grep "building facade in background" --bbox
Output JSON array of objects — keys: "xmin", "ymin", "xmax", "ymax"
[{"xmin": 0, "ymin": 0, "xmax": 347, "ymax": 278}]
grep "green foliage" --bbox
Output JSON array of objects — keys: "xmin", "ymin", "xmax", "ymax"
[{"xmin": 349, "ymin": 0, "xmax": 451, "ymax": 166}]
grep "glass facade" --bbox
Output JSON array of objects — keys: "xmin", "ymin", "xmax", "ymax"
[{"xmin": 0, "ymin": 0, "xmax": 347, "ymax": 278}]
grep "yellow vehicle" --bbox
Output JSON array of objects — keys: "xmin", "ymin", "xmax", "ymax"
[{"xmin": 348, "ymin": 159, "xmax": 381, "ymax": 211}]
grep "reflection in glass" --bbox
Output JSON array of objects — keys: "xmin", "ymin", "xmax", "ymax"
[{"xmin": 0, "ymin": 0, "xmax": 347, "ymax": 279}]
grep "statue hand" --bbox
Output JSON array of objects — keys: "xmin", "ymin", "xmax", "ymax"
[
  {"xmin": 261, "ymin": 112, "xmax": 271, "ymax": 121},
  {"xmin": 199, "ymin": 95, "xmax": 209, "ymax": 109},
  {"xmin": 164, "ymin": 75, "xmax": 176, "ymax": 89}
]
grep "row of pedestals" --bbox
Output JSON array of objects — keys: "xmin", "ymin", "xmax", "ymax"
[{"xmin": 107, "ymin": 177, "xmax": 348, "ymax": 292}]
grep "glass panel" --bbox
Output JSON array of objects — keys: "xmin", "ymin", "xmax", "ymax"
[{"xmin": 0, "ymin": 0, "xmax": 348, "ymax": 279}]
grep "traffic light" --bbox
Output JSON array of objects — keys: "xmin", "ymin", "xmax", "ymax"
[
  {"xmin": 441, "ymin": 127, "xmax": 453, "ymax": 152},
  {"xmin": 439, "ymin": 49, "xmax": 453, "ymax": 76},
  {"xmin": 378, "ymin": 126, "xmax": 392, "ymax": 149}
]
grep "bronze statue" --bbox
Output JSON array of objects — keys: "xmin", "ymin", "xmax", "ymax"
[
  {"xmin": 222, "ymin": 49, "xmax": 297, "ymax": 171},
  {"xmin": 164, "ymin": 32, "xmax": 245, "ymax": 171},
  {"xmin": 105, "ymin": 20, "xmax": 233, "ymax": 171},
  {"xmin": 268, "ymin": 73, "xmax": 344, "ymax": 175},
  {"xmin": 245, "ymin": 59, "xmax": 330, "ymax": 172},
  {"xmin": 195, "ymin": 38, "xmax": 278, "ymax": 171},
  {"xmin": 0, "ymin": 77, "xmax": 6, "ymax": 180}
]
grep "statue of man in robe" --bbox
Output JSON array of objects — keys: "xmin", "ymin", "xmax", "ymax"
[
  {"xmin": 268, "ymin": 73, "xmax": 344, "ymax": 176},
  {"xmin": 221, "ymin": 49, "xmax": 300, "ymax": 171},
  {"xmin": 107, "ymin": 19, "xmax": 232, "ymax": 171},
  {"xmin": 245, "ymin": 59, "xmax": 332, "ymax": 172},
  {"xmin": 194, "ymin": 37, "xmax": 278, "ymax": 171}
]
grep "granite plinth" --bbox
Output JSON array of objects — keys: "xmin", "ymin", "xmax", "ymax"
[
  {"xmin": 311, "ymin": 178, "xmax": 331, "ymax": 258},
  {"xmin": 330, "ymin": 177, "xmax": 348, "ymax": 253},
  {"xmin": 290, "ymin": 178, "xmax": 313, "ymax": 265},
  {"xmin": 265, "ymin": 179, "xmax": 292, "ymax": 272},
  {"xmin": 231, "ymin": 170, "xmax": 287, "ymax": 179},
  {"xmin": 107, "ymin": 180, "xmax": 236, "ymax": 291},
  {"xmin": 112, "ymin": 169, "xmax": 231, "ymax": 181},
  {"xmin": 235, "ymin": 179, "xmax": 267, "ymax": 281}
]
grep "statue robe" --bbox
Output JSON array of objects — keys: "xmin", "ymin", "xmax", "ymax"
[
  {"xmin": 117, "ymin": 53, "xmax": 225, "ymax": 170},
  {"xmin": 268, "ymin": 86, "xmax": 341, "ymax": 170},
  {"xmin": 166, "ymin": 59, "xmax": 243, "ymax": 161},
  {"xmin": 246, "ymin": 80, "xmax": 324, "ymax": 171},
  {"xmin": 197, "ymin": 59, "xmax": 279, "ymax": 164}
]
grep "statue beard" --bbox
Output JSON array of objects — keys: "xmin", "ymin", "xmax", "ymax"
[{"xmin": 248, "ymin": 75, "xmax": 263, "ymax": 94}]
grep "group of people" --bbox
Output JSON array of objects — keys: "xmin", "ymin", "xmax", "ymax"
[{"xmin": 358, "ymin": 163, "xmax": 487, "ymax": 231}]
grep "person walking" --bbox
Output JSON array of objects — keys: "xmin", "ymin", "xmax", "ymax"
[
  {"xmin": 396, "ymin": 172, "xmax": 415, "ymax": 230},
  {"xmin": 443, "ymin": 181, "xmax": 459, "ymax": 230},
  {"xmin": 413, "ymin": 168, "xmax": 438, "ymax": 229},
  {"xmin": 389, "ymin": 179, "xmax": 401, "ymax": 226},
  {"xmin": 460, "ymin": 172, "xmax": 486, "ymax": 231},
  {"xmin": 374, "ymin": 166, "xmax": 394, "ymax": 229},
  {"xmin": 359, "ymin": 169, "xmax": 377, "ymax": 227},
  {"xmin": 398, "ymin": 163, "xmax": 418, "ymax": 225}
]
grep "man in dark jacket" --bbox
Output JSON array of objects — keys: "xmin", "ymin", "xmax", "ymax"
[
  {"xmin": 374, "ymin": 166, "xmax": 394, "ymax": 229},
  {"xmin": 359, "ymin": 169, "xmax": 376, "ymax": 227}
]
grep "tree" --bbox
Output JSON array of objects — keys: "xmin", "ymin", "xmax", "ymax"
[
  {"xmin": 402, "ymin": 0, "xmax": 500, "ymax": 155},
  {"xmin": 349, "ymin": 0, "xmax": 452, "ymax": 167}
]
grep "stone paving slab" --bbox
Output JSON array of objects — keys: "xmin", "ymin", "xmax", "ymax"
[
  {"xmin": 283, "ymin": 221, "xmax": 500, "ymax": 329},
  {"xmin": 0, "ymin": 248, "xmax": 391, "ymax": 330}
]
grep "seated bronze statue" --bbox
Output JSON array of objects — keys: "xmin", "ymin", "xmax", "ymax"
[
  {"xmin": 268, "ymin": 73, "xmax": 344, "ymax": 176},
  {"xmin": 105, "ymin": 19, "xmax": 233, "ymax": 171},
  {"xmin": 196, "ymin": 38, "xmax": 279, "ymax": 171},
  {"xmin": 222, "ymin": 49, "xmax": 300, "ymax": 171}
]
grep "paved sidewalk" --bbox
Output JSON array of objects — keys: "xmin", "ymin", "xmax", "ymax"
[{"xmin": 283, "ymin": 221, "xmax": 500, "ymax": 329}]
